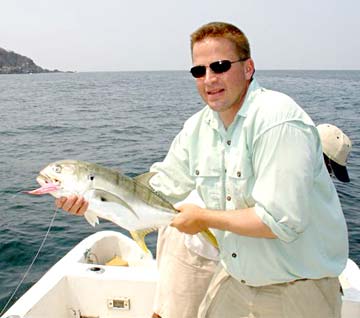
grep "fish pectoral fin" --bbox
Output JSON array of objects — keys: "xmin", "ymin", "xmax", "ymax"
[
  {"xmin": 84, "ymin": 210, "xmax": 100, "ymax": 227},
  {"xmin": 200, "ymin": 229, "xmax": 219, "ymax": 249},
  {"xmin": 133, "ymin": 172, "xmax": 157, "ymax": 188},
  {"xmin": 93, "ymin": 189, "xmax": 140, "ymax": 219},
  {"xmin": 129, "ymin": 229, "xmax": 157, "ymax": 255}
]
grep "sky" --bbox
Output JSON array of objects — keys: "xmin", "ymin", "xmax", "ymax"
[{"xmin": 1, "ymin": 0, "xmax": 359, "ymax": 72}]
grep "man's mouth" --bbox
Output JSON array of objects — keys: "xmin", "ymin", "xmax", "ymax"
[{"xmin": 207, "ymin": 88, "xmax": 225, "ymax": 96}]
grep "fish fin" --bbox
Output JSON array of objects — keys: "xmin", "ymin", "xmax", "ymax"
[
  {"xmin": 84, "ymin": 210, "xmax": 100, "ymax": 227},
  {"xmin": 200, "ymin": 229, "xmax": 219, "ymax": 249},
  {"xmin": 133, "ymin": 172, "xmax": 157, "ymax": 187},
  {"xmin": 119, "ymin": 171, "xmax": 175, "ymax": 213},
  {"xmin": 132, "ymin": 179, "xmax": 176, "ymax": 212},
  {"xmin": 129, "ymin": 229, "xmax": 156, "ymax": 254},
  {"xmin": 92, "ymin": 189, "xmax": 140, "ymax": 219}
]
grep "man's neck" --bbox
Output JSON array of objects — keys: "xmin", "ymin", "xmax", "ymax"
[{"xmin": 220, "ymin": 107, "xmax": 240, "ymax": 129}]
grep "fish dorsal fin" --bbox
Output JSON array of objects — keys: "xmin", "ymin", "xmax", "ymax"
[
  {"xmin": 133, "ymin": 179, "xmax": 176, "ymax": 212},
  {"xmin": 121, "ymin": 172, "xmax": 175, "ymax": 212},
  {"xmin": 130, "ymin": 229, "xmax": 157, "ymax": 254},
  {"xmin": 134, "ymin": 172, "xmax": 157, "ymax": 187},
  {"xmin": 133, "ymin": 172, "xmax": 174, "ymax": 210},
  {"xmin": 92, "ymin": 188, "xmax": 140, "ymax": 219}
]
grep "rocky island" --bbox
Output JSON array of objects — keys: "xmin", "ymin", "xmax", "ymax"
[{"xmin": 0, "ymin": 47, "xmax": 62, "ymax": 74}]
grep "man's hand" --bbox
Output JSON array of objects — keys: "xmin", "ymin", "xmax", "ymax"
[
  {"xmin": 171, "ymin": 203, "xmax": 277, "ymax": 239},
  {"xmin": 171, "ymin": 203, "xmax": 207, "ymax": 234},
  {"xmin": 55, "ymin": 195, "xmax": 89, "ymax": 216}
]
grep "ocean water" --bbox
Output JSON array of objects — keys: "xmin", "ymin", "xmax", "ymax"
[{"xmin": 0, "ymin": 70, "xmax": 359, "ymax": 310}]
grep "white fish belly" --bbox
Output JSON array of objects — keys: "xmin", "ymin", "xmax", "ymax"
[{"xmin": 87, "ymin": 198, "xmax": 175, "ymax": 231}]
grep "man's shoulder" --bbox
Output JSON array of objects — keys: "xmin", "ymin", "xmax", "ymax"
[
  {"xmin": 249, "ymin": 87, "xmax": 311, "ymax": 124},
  {"xmin": 245, "ymin": 80, "xmax": 300, "ymax": 118},
  {"xmin": 242, "ymin": 86, "xmax": 314, "ymax": 140},
  {"xmin": 255, "ymin": 88, "xmax": 298, "ymax": 111}
]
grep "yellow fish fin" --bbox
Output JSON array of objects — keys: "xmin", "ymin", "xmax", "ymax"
[
  {"xmin": 200, "ymin": 229, "xmax": 219, "ymax": 249},
  {"xmin": 130, "ymin": 228, "xmax": 157, "ymax": 254}
]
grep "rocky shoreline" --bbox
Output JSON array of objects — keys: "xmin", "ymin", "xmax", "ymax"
[{"xmin": 0, "ymin": 47, "xmax": 63, "ymax": 74}]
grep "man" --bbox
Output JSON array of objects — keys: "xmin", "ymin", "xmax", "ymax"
[
  {"xmin": 151, "ymin": 123, "xmax": 353, "ymax": 318},
  {"xmin": 57, "ymin": 22, "xmax": 348, "ymax": 317},
  {"xmin": 149, "ymin": 22, "xmax": 348, "ymax": 317}
]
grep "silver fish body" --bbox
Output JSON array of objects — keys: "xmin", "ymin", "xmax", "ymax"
[{"xmin": 32, "ymin": 160, "xmax": 218, "ymax": 252}]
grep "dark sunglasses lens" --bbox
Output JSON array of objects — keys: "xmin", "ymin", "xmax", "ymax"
[
  {"xmin": 210, "ymin": 60, "xmax": 232, "ymax": 73},
  {"xmin": 190, "ymin": 65, "xmax": 206, "ymax": 78}
]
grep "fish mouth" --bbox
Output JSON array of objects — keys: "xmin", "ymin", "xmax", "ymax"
[
  {"xmin": 25, "ymin": 174, "xmax": 61, "ymax": 195},
  {"xmin": 37, "ymin": 172, "xmax": 60, "ymax": 185}
]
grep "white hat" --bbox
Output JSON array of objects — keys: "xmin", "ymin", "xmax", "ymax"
[{"xmin": 317, "ymin": 124, "xmax": 352, "ymax": 182}]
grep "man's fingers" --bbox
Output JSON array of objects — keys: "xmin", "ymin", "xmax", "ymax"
[
  {"xmin": 69, "ymin": 196, "xmax": 87, "ymax": 215},
  {"xmin": 55, "ymin": 197, "xmax": 66, "ymax": 209},
  {"xmin": 77, "ymin": 199, "xmax": 89, "ymax": 215},
  {"xmin": 55, "ymin": 195, "xmax": 88, "ymax": 215},
  {"xmin": 61, "ymin": 195, "xmax": 78, "ymax": 212}
]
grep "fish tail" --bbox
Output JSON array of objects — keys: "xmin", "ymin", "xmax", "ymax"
[
  {"xmin": 130, "ymin": 229, "xmax": 156, "ymax": 254},
  {"xmin": 200, "ymin": 229, "xmax": 219, "ymax": 249}
]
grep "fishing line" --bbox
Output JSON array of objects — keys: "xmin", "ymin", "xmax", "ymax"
[
  {"xmin": 11, "ymin": 188, "xmax": 33, "ymax": 199},
  {"xmin": 10, "ymin": 190, "xmax": 25, "ymax": 200},
  {"xmin": 0, "ymin": 207, "xmax": 58, "ymax": 316}
]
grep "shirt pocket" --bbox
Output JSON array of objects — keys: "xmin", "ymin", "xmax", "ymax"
[
  {"xmin": 190, "ymin": 164, "xmax": 222, "ymax": 210},
  {"xmin": 227, "ymin": 159, "xmax": 255, "ymax": 209}
]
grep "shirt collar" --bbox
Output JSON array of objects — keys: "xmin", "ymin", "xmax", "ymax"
[{"xmin": 236, "ymin": 78, "xmax": 262, "ymax": 118}]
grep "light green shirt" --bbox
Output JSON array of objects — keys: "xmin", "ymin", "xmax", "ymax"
[{"xmin": 150, "ymin": 79, "xmax": 348, "ymax": 286}]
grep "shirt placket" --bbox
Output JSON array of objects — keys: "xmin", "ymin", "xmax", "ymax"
[{"xmin": 224, "ymin": 131, "xmax": 235, "ymax": 211}]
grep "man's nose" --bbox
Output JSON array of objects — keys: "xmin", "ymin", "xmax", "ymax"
[{"xmin": 203, "ymin": 67, "xmax": 218, "ymax": 84}]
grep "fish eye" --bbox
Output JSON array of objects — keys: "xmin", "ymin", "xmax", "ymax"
[
  {"xmin": 54, "ymin": 165, "xmax": 62, "ymax": 173},
  {"xmin": 88, "ymin": 174, "xmax": 95, "ymax": 181}
]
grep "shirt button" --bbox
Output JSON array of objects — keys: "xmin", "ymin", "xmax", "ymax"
[
  {"xmin": 195, "ymin": 169, "xmax": 199, "ymax": 175},
  {"xmin": 226, "ymin": 195, "xmax": 231, "ymax": 201},
  {"xmin": 237, "ymin": 171, "xmax": 241, "ymax": 177},
  {"xmin": 232, "ymin": 253, "xmax": 237, "ymax": 258},
  {"xmin": 241, "ymin": 279, "xmax": 246, "ymax": 284},
  {"xmin": 227, "ymin": 140, "xmax": 231, "ymax": 146},
  {"xmin": 225, "ymin": 169, "xmax": 227, "ymax": 173}
]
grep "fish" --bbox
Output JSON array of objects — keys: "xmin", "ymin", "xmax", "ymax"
[{"xmin": 26, "ymin": 159, "xmax": 218, "ymax": 253}]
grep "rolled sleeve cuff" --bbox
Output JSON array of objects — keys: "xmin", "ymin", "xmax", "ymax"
[{"xmin": 254, "ymin": 205, "xmax": 301, "ymax": 243}]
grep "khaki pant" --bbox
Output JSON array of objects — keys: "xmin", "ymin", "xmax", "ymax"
[
  {"xmin": 199, "ymin": 266, "xmax": 342, "ymax": 318},
  {"xmin": 153, "ymin": 226, "xmax": 218, "ymax": 318}
]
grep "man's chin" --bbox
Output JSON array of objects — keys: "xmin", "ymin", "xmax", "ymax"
[{"xmin": 208, "ymin": 103, "xmax": 227, "ymax": 113}]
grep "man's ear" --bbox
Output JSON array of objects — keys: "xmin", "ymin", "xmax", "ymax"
[{"xmin": 244, "ymin": 58, "xmax": 255, "ymax": 80}]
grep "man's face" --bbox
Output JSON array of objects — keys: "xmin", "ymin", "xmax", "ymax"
[{"xmin": 192, "ymin": 37, "xmax": 253, "ymax": 124}]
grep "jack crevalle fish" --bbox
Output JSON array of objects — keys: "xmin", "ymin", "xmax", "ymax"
[{"xmin": 27, "ymin": 159, "xmax": 218, "ymax": 253}]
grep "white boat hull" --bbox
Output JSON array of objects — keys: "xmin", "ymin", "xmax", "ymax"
[
  {"xmin": 3, "ymin": 231, "xmax": 158, "ymax": 318},
  {"xmin": 3, "ymin": 230, "xmax": 360, "ymax": 318}
]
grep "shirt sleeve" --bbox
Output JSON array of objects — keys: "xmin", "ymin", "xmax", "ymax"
[
  {"xmin": 149, "ymin": 128, "xmax": 195, "ymax": 204},
  {"xmin": 251, "ymin": 121, "xmax": 319, "ymax": 243}
]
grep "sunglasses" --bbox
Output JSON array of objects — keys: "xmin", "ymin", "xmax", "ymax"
[{"xmin": 190, "ymin": 58, "xmax": 248, "ymax": 78}]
